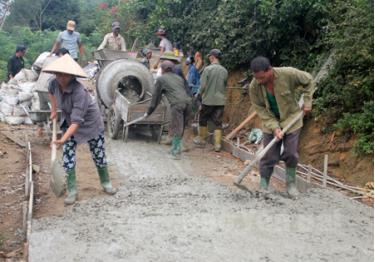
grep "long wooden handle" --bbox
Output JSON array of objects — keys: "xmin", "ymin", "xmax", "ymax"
[
  {"xmin": 51, "ymin": 118, "xmax": 57, "ymax": 162},
  {"xmin": 225, "ymin": 111, "xmax": 257, "ymax": 140},
  {"xmin": 123, "ymin": 115, "xmax": 147, "ymax": 127},
  {"xmin": 234, "ymin": 111, "xmax": 304, "ymax": 185}
]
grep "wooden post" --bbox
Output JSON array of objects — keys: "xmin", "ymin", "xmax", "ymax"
[
  {"xmin": 323, "ymin": 154, "xmax": 328, "ymax": 187},
  {"xmin": 307, "ymin": 164, "xmax": 312, "ymax": 184}
]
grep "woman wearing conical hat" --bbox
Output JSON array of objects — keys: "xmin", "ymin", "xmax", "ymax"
[{"xmin": 43, "ymin": 54, "xmax": 116, "ymax": 205}]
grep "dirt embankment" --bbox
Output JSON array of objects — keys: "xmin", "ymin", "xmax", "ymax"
[
  {"xmin": 0, "ymin": 127, "xmax": 26, "ymax": 258},
  {"xmin": 224, "ymin": 71, "xmax": 374, "ymax": 189}
]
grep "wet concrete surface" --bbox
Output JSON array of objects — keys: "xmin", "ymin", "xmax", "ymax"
[{"xmin": 29, "ymin": 138, "xmax": 374, "ymax": 262}]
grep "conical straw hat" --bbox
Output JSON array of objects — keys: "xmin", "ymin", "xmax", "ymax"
[{"xmin": 42, "ymin": 54, "xmax": 88, "ymax": 78}]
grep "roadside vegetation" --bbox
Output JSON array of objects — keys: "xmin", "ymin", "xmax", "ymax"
[{"xmin": 0, "ymin": 0, "xmax": 372, "ymax": 154}]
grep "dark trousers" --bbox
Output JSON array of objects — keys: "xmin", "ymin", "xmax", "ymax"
[
  {"xmin": 170, "ymin": 103, "xmax": 191, "ymax": 137},
  {"xmin": 62, "ymin": 133, "xmax": 107, "ymax": 172},
  {"xmin": 199, "ymin": 104, "xmax": 224, "ymax": 128},
  {"xmin": 259, "ymin": 129, "xmax": 301, "ymax": 179}
]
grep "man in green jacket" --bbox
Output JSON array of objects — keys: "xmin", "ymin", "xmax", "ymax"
[
  {"xmin": 249, "ymin": 56, "xmax": 315, "ymax": 198},
  {"xmin": 147, "ymin": 60, "xmax": 191, "ymax": 160},
  {"xmin": 193, "ymin": 49, "xmax": 228, "ymax": 152}
]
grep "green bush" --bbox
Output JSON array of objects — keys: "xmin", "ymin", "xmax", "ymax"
[{"xmin": 314, "ymin": 0, "xmax": 373, "ymax": 154}]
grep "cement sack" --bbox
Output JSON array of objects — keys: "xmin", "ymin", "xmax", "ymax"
[
  {"xmin": 18, "ymin": 82, "xmax": 35, "ymax": 93},
  {"xmin": 18, "ymin": 92, "xmax": 33, "ymax": 102},
  {"xmin": 31, "ymin": 92, "xmax": 40, "ymax": 111},
  {"xmin": 0, "ymin": 87, "xmax": 18, "ymax": 97},
  {"xmin": 0, "ymin": 102, "xmax": 13, "ymax": 116},
  {"xmin": 24, "ymin": 117, "xmax": 33, "ymax": 125},
  {"xmin": 2, "ymin": 95, "xmax": 19, "ymax": 106},
  {"xmin": 83, "ymin": 62, "xmax": 99, "ymax": 79},
  {"xmin": 16, "ymin": 69, "xmax": 38, "ymax": 82},
  {"xmin": 13, "ymin": 105, "xmax": 27, "ymax": 117},
  {"xmin": 33, "ymin": 52, "xmax": 51, "ymax": 71},
  {"xmin": 5, "ymin": 116, "xmax": 24, "ymax": 125},
  {"xmin": 20, "ymin": 100, "xmax": 32, "ymax": 108}
]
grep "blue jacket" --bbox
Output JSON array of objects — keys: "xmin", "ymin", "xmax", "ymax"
[{"xmin": 187, "ymin": 64, "xmax": 200, "ymax": 95}]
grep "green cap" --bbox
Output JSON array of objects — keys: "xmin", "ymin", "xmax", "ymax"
[{"xmin": 160, "ymin": 51, "xmax": 179, "ymax": 62}]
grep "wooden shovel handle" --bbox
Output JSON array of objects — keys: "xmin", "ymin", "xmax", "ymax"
[
  {"xmin": 225, "ymin": 111, "xmax": 257, "ymax": 140},
  {"xmin": 51, "ymin": 118, "xmax": 57, "ymax": 162}
]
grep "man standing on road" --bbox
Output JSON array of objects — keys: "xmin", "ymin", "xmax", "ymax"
[
  {"xmin": 146, "ymin": 61, "xmax": 191, "ymax": 160},
  {"xmin": 51, "ymin": 20, "xmax": 84, "ymax": 61},
  {"xmin": 153, "ymin": 28, "xmax": 173, "ymax": 69},
  {"xmin": 193, "ymin": 49, "xmax": 228, "ymax": 152},
  {"xmin": 7, "ymin": 44, "xmax": 27, "ymax": 80},
  {"xmin": 248, "ymin": 56, "xmax": 315, "ymax": 198},
  {"xmin": 97, "ymin": 21, "xmax": 126, "ymax": 51}
]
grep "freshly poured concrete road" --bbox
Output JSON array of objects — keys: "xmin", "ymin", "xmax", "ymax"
[{"xmin": 30, "ymin": 139, "xmax": 374, "ymax": 262}]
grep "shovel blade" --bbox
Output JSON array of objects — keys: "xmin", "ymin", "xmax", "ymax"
[{"xmin": 50, "ymin": 159, "xmax": 66, "ymax": 197}]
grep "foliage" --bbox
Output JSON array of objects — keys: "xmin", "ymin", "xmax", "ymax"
[
  {"xmin": 0, "ymin": 27, "xmax": 56, "ymax": 80},
  {"xmin": 0, "ymin": 0, "xmax": 372, "ymax": 154},
  {"xmin": 5, "ymin": 0, "xmax": 80, "ymax": 31},
  {"xmin": 115, "ymin": 0, "xmax": 329, "ymax": 70},
  {"xmin": 314, "ymin": 0, "xmax": 373, "ymax": 154}
]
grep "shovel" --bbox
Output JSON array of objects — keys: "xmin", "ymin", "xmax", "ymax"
[
  {"xmin": 50, "ymin": 118, "xmax": 66, "ymax": 197},
  {"xmin": 234, "ymin": 111, "xmax": 304, "ymax": 186},
  {"xmin": 123, "ymin": 114, "xmax": 147, "ymax": 127}
]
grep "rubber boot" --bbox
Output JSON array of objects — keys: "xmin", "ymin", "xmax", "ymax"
[
  {"xmin": 214, "ymin": 129, "xmax": 222, "ymax": 152},
  {"xmin": 260, "ymin": 176, "xmax": 270, "ymax": 190},
  {"xmin": 64, "ymin": 170, "xmax": 77, "ymax": 205},
  {"xmin": 193, "ymin": 126, "xmax": 208, "ymax": 146},
  {"xmin": 286, "ymin": 167, "xmax": 299, "ymax": 198},
  {"xmin": 170, "ymin": 136, "xmax": 182, "ymax": 160},
  {"xmin": 97, "ymin": 166, "xmax": 117, "ymax": 195}
]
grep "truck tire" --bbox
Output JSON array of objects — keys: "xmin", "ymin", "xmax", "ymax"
[{"xmin": 96, "ymin": 59, "xmax": 154, "ymax": 108}]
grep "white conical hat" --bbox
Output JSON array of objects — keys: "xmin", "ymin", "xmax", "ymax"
[{"xmin": 42, "ymin": 54, "xmax": 88, "ymax": 78}]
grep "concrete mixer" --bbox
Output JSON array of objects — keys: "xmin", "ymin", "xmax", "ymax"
[{"xmin": 94, "ymin": 49, "xmax": 168, "ymax": 142}]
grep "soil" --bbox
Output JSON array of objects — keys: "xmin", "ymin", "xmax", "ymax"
[{"xmin": 0, "ymin": 125, "xmax": 27, "ymax": 259}]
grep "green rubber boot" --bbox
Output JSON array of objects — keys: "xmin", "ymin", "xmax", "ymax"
[
  {"xmin": 260, "ymin": 176, "xmax": 270, "ymax": 190},
  {"xmin": 97, "ymin": 166, "xmax": 117, "ymax": 195},
  {"xmin": 214, "ymin": 129, "xmax": 222, "ymax": 152},
  {"xmin": 193, "ymin": 126, "xmax": 208, "ymax": 146},
  {"xmin": 64, "ymin": 170, "xmax": 77, "ymax": 205},
  {"xmin": 286, "ymin": 167, "xmax": 299, "ymax": 198},
  {"xmin": 170, "ymin": 136, "xmax": 182, "ymax": 160}
]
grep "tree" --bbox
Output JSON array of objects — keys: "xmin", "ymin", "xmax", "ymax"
[{"xmin": 5, "ymin": 0, "xmax": 79, "ymax": 31}]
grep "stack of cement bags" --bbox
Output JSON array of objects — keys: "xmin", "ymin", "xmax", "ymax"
[
  {"xmin": 0, "ymin": 52, "xmax": 51, "ymax": 125},
  {"xmin": 0, "ymin": 81, "xmax": 35, "ymax": 125}
]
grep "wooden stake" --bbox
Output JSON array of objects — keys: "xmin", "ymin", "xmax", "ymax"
[
  {"xmin": 323, "ymin": 154, "xmax": 328, "ymax": 187},
  {"xmin": 307, "ymin": 164, "xmax": 312, "ymax": 184}
]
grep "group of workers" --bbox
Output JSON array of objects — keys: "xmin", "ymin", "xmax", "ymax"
[{"xmin": 7, "ymin": 19, "xmax": 315, "ymax": 204}]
